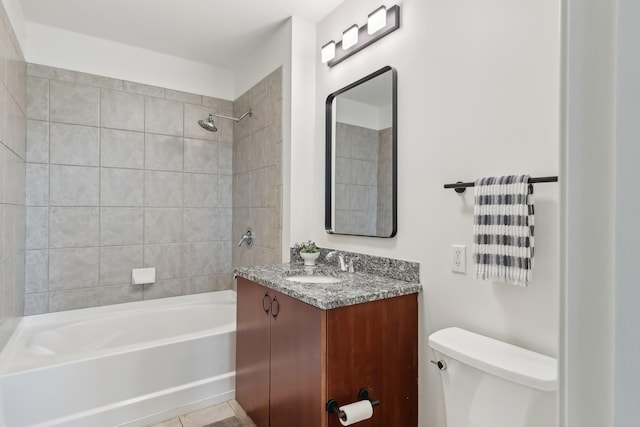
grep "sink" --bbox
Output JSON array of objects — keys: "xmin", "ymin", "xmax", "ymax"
[{"xmin": 283, "ymin": 270, "xmax": 343, "ymax": 284}]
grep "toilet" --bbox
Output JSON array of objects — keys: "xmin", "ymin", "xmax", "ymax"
[{"xmin": 428, "ymin": 327, "xmax": 557, "ymax": 427}]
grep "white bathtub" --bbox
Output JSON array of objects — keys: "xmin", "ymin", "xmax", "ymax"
[{"xmin": 0, "ymin": 291, "xmax": 236, "ymax": 427}]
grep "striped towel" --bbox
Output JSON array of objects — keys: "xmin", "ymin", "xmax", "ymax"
[{"xmin": 473, "ymin": 175, "xmax": 534, "ymax": 286}]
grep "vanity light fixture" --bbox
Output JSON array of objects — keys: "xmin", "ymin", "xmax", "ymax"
[
  {"xmin": 323, "ymin": 5, "xmax": 400, "ymax": 67},
  {"xmin": 321, "ymin": 41, "xmax": 336, "ymax": 63},
  {"xmin": 342, "ymin": 25, "xmax": 359, "ymax": 49},
  {"xmin": 367, "ymin": 6, "xmax": 387, "ymax": 34}
]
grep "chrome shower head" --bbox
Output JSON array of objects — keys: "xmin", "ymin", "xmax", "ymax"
[
  {"xmin": 197, "ymin": 109, "xmax": 252, "ymax": 132},
  {"xmin": 198, "ymin": 114, "xmax": 218, "ymax": 132}
]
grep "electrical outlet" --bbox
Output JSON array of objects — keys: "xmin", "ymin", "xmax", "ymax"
[{"xmin": 451, "ymin": 245, "xmax": 466, "ymax": 274}]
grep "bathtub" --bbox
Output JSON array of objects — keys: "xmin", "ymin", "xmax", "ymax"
[{"xmin": 0, "ymin": 291, "xmax": 236, "ymax": 427}]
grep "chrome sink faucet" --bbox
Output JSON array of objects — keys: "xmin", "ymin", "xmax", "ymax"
[
  {"xmin": 326, "ymin": 251, "xmax": 358, "ymax": 272},
  {"xmin": 326, "ymin": 251, "xmax": 345, "ymax": 271}
]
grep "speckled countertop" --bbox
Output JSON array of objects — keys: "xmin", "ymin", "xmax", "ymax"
[{"xmin": 234, "ymin": 263, "xmax": 422, "ymax": 310}]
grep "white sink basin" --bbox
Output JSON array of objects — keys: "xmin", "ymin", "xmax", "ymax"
[{"xmin": 284, "ymin": 274, "xmax": 343, "ymax": 284}]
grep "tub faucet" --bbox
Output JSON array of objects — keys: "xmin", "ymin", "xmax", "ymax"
[{"xmin": 238, "ymin": 229, "xmax": 254, "ymax": 248}]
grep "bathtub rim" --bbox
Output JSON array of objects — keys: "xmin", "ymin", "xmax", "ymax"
[{"xmin": 0, "ymin": 290, "xmax": 237, "ymax": 376}]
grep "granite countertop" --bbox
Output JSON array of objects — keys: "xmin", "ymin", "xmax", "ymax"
[{"xmin": 234, "ymin": 263, "xmax": 422, "ymax": 310}]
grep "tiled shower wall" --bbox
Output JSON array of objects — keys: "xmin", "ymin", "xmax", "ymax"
[
  {"xmin": 232, "ymin": 68, "xmax": 282, "ymax": 268},
  {"xmin": 334, "ymin": 122, "xmax": 379, "ymax": 236},
  {"xmin": 377, "ymin": 127, "xmax": 393, "ymax": 236},
  {"xmin": 24, "ymin": 63, "xmax": 235, "ymax": 314},
  {"xmin": 0, "ymin": 2, "xmax": 26, "ymax": 347}
]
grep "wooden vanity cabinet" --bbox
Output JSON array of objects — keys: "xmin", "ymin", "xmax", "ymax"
[{"xmin": 236, "ymin": 277, "xmax": 418, "ymax": 427}]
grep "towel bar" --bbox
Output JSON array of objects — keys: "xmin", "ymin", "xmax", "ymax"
[{"xmin": 444, "ymin": 176, "xmax": 558, "ymax": 193}]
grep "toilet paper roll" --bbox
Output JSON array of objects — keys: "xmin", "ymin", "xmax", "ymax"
[{"xmin": 339, "ymin": 400, "xmax": 374, "ymax": 426}]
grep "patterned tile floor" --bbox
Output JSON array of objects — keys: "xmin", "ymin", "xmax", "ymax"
[{"xmin": 148, "ymin": 400, "xmax": 256, "ymax": 427}]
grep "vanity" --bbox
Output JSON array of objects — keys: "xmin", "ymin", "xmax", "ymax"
[{"xmin": 234, "ymin": 261, "xmax": 421, "ymax": 427}]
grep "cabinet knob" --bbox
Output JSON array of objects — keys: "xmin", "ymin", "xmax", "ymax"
[
  {"xmin": 262, "ymin": 292, "xmax": 271, "ymax": 313},
  {"xmin": 271, "ymin": 296, "xmax": 280, "ymax": 318}
]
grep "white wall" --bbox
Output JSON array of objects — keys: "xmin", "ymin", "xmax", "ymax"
[
  {"xmin": 560, "ymin": 0, "xmax": 617, "ymax": 425},
  {"xmin": 25, "ymin": 23, "xmax": 235, "ymax": 100},
  {"xmin": 0, "ymin": 0, "xmax": 25, "ymax": 50},
  {"xmin": 304, "ymin": 1, "xmax": 561, "ymax": 426},
  {"xmin": 336, "ymin": 97, "xmax": 383, "ymax": 129},
  {"xmin": 614, "ymin": 1, "xmax": 640, "ymax": 424}
]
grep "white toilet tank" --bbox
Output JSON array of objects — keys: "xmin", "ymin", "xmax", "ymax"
[{"xmin": 428, "ymin": 327, "xmax": 557, "ymax": 427}]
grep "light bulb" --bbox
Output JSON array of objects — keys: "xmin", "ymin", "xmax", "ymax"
[
  {"xmin": 342, "ymin": 25, "xmax": 359, "ymax": 50},
  {"xmin": 367, "ymin": 6, "xmax": 387, "ymax": 34}
]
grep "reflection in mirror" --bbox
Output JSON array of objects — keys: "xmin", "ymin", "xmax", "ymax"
[{"xmin": 325, "ymin": 66, "xmax": 397, "ymax": 237}]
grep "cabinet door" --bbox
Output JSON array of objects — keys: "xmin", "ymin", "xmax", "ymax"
[
  {"xmin": 269, "ymin": 290, "xmax": 327, "ymax": 427},
  {"xmin": 326, "ymin": 294, "xmax": 418, "ymax": 427},
  {"xmin": 236, "ymin": 278, "xmax": 272, "ymax": 427}
]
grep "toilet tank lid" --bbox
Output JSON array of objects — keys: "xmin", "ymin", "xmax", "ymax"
[{"xmin": 428, "ymin": 327, "xmax": 557, "ymax": 392}]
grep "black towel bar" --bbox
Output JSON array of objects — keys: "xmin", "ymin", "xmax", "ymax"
[{"xmin": 444, "ymin": 176, "xmax": 558, "ymax": 193}]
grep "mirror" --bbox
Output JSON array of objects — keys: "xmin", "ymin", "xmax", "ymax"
[{"xmin": 325, "ymin": 66, "xmax": 397, "ymax": 237}]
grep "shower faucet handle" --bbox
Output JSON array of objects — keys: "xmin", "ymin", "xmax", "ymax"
[{"xmin": 238, "ymin": 229, "xmax": 254, "ymax": 248}]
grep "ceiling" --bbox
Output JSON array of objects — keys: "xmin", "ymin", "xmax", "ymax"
[{"xmin": 21, "ymin": 0, "xmax": 344, "ymax": 69}]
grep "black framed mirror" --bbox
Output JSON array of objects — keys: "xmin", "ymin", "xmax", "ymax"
[{"xmin": 325, "ymin": 66, "xmax": 397, "ymax": 237}]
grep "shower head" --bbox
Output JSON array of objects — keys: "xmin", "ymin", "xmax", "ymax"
[
  {"xmin": 197, "ymin": 109, "xmax": 252, "ymax": 132},
  {"xmin": 198, "ymin": 114, "xmax": 218, "ymax": 132}
]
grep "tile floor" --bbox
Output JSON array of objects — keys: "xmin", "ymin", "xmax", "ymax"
[{"xmin": 148, "ymin": 400, "xmax": 256, "ymax": 427}]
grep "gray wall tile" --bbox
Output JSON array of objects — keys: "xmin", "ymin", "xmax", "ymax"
[
  {"xmin": 24, "ymin": 64, "xmax": 242, "ymax": 314},
  {"xmin": 165, "ymin": 89, "xmax": 201, "ymax": 104},
  {"xmin": 100, "ymin": 245, "xmax": 143, "ymax": 285},
  {"xmin": 100, "ymin": 207, "xmax": 143, "ymax": 246},
  {"xmin": 218, "ymin": 240, "xmax": 232, "ymax": 273},
  {"xmin": 143, "ymin": 279, "xmax": 183, "ymax": 300},
  {"xmin": 25, "ymin": 250, "xmax": 48, "ymax": 293},
  {"xmin": 49, "ymin": 288, "xmax": 100, "ymax": 312},
  {"xmin": 25, "ymin": 163, "xmax": 49, "ymax": 206},
  {"xmin": 26, "ymin": 207, "xmax": 48, "ymax": 249},
  {"xmin": 123, "ymin": 81, "xmax": 164, "ymax": 97},
  {"xmin": 27, "ymin": 63, "xmax": 76, "ymax": 81},
  {"xmin": 26, "ymin": 119, "xmax": 49, "ymax": 163},
  {"xmin": 145, "ymin": 134, "xmax": 183, "ymax": 171},
  {"xmin": 24, "ymin": 292, "xmax": 48, "ymax": 315},
  {"xmin": 184, "ymin": 208, "xmax": 217, "ymax": 242},
  {"xmin": 185, "ymin": 138, "xmax": 218, "ymax": 174},
  {"xmin": 219, "ymin": 142, "xmax": 232, "ymax": 175},
  {"xmin": 184, "ymin": 173, "xmax": 218, "ymax": 207},
  {"xmin": 5, "ymin": 94, "xmax": 27, "ymax": 159},
  {"xmin": 217, "ymin": 208, "xmax": 232, "ymax": 241},
  {"xmin": 144, "ymin": 208, "xmax": 183, "ymax": 244},
  {"xmin": 50, "ymin": 123, "xmax": 100, "ymax": 166},
  {"xmin": 101, "ymin": 89, "xmax": 144, "ymax": 131},
  {"xmin": 184, "ymin": 242, "xmax": 218, "ymax": 277},
  {"xmin": 144, "ymin": 244, "xmax": 184, "ymax": 280},
  {"xmin": 49, "ymin": 207, "xmax": 99, "ymax": 248},
  {"xmin": 184, "ymin": 103, "xmax": 217, "ymax": 141},
  {"xmin": 77, "ymin": 72, "xmax": 123, "ymax": 90},
  {"xmin": 145, "ymin": 97, "xmax": 183, "ymax": 136},
  {"xmin": 183, "ymin": 276, "xmax": 217, "ymax": 294},
  {"xmin": 49, "ymin": 247, "xmax": 99, "ymax": 290},
  {"xmin": 26, "ymin": 76, "xmax": 48, "ymax": 120},
  {"xmin": 100, "ymin": 168, "xmax": 144, "ymax": 206},
  {"xmin": 50, "ymin": 80, "xmax": 100, "ymax": 126},
  {"xmin": 100, "ymin": 129, "xmax": 144, "ymax": 169},
  {"xmin": 145, "ymin": 171, "xmax": 183, "ymax": 206},
  {"xmin": 99, "ymin": 283, "xmax": 143, "ymax": 306},
  {"xmin": 50, "ymin": 165, "xmax": 99, "ymax": 206},
  {"xmin": 218, "ymin": 175, "xmax": 232, "ymax": 208},
  {"xmin": 4, "ymin": 150, "xmax": 26, "ymax": 205}
]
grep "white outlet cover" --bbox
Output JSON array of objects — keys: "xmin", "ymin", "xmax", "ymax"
[{"xmin": 451, "ymin": 245, "xmax": 466, "ymax": 274}]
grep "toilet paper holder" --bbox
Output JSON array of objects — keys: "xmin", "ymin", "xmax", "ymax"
[{"xmin": 326, "ymin": 388, "xmax": 380, "ymax": 422}]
